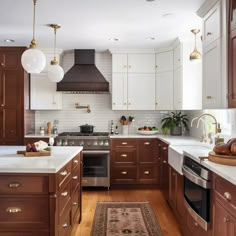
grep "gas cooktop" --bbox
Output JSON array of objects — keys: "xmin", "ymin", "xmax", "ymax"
[{"xmin": 58, "ymin": 132, "xmax": 109, "ymax": 137}]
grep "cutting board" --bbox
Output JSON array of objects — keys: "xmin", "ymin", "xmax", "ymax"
[
  {"xmin": 208, "ymin": 151, "xmax": 236, "ymax": 166},
  {"xmin": 17, "ymin": 150, "xmax": 51, "ymax": 157}
]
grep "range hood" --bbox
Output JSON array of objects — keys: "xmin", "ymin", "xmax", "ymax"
[{"xmin": 57, "ymin": 49, "xmax": 109, "ymax": 93}]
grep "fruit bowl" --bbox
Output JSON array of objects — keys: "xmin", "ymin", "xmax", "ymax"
[{"xmin": 137, "ymin": 130, "xmax": 159, "ymax": 135}]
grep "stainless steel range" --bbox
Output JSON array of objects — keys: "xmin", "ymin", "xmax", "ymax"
[{"xmin": 55, "ymin": 132, "xmax": 110, "ymax": 188}]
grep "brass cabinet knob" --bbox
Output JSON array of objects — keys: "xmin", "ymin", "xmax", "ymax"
[
  {"xmin": 73, "ymin": 160, "xmax": 78, "ymax": 164},
  {"xmin": 163, "ymin": 160, "xmax": 167, "ymax": 164},
  {"xmin": 8, "ymin": 182, "xmax": 21, "ymax": 188},
  {"xmin": 223, "ymin": 217, "xmax": 230, "ymax": 223},
  {"xmin": 73, "ymin": 202, "xmax": 78, "ymax": 206},
  {"xmin": 121, "ymin": 171, "xmax": 127, "ymax": 175},
  {"xmin": 163, "ymin": 147, "xmax": 167, "ymax": 150},
  {"xmin": 60, "ymin": 170, "xmax": 68, "ymax": 176},
  {"xmin": 121, "ymin": 154, "xmax": 127, "ymax": 157},
  {"xmin": 223, "ymin": 192, "xmax": 232, "ymax": 201},
  {"xmin": 72, "ymin": 176, "xmax": 78, "ymax": 180},
  {"xmin": 121, "ymin": 142, "xmax": 128, "ymax": 145},
  {"xmin": 62, "ymin": 222, "xmax": 68, "ymax": 228},
  {"xmin": 61, "ymin": 191, "xmax": 68, "ymax": 197},
  {"xmin": 6, "ymin": 207, "xmax": 22, "ymax": 213},
  {"xmin": 144, "ymin": 171, "xmax": 150, "ymax": 175},
  {"xmin": 144, "ymin": 142, "xmax": 150, "ymax": 145}
]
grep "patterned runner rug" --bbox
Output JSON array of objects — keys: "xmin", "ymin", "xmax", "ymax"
[{"xmin": 90, "ymin": 202, "xmax": 163, "ymax": 236}]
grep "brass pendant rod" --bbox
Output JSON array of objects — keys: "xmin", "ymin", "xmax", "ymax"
[
  {"xmin": 30, "ymin": 0, "xmax": 37, "ymax": 48},
  {"xmin": 54, "ymin": 27, "xmax": 57, "ymax": 62}
]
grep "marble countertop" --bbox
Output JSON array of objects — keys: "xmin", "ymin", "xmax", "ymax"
[
  {"xmin": 25, "ymin": 134, "xmax": 58, "ymax": 138},
  {"xmin": 0, "ymin": 146, "xmax": 83, "ymax": 174}
]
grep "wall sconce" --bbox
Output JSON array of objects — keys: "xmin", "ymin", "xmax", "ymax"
[
  {"xmin": 189, "ymin": 29, "xmax": 201, "ymax": 61},
  {"xmin": 21, "ymin": 0, "xmax": 46, "ymax": 73},
  {"xmin": 75, "ymin": 103, "xmax": 91, "ymax": 113},
  {"xmin": 47, "ymin": 24, "xmax": 64, "ymax": 82}
]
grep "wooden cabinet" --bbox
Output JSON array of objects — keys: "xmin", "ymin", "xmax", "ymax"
[
  {"xmin": 110, "ymin": 138, "xmax": 159, "ymax": 185},
  {"xmin": 168, "ymin": 166, "xmax": 186, "ymax": 226},
  {"xmin": 30, "ymin": 50, "xmax": 63, "ymax": 110},
  {"xmin": 0, "ymin": 152, "xmax": 82, "ymax": 236},
  {"xmin": 228, "ymin": 0, "xmax": 236, "ymax": 107},
  {"xmin": 0, "ymin": 47, "xmax": 27, "ymax": 145},
  {"xmin": 158, "ymin": 140, "xmax": 169, "ymax": 200},
  {"xmin": 213, "ymin": 173, "xmax": 236, "ymax": 236},
  {"xmin": 111, "ymin": 53, "xmax": 156, "ymax": 110},
  {"xmin": 155, "ymin": 50, "xmax": 174, "ymax": 110}
]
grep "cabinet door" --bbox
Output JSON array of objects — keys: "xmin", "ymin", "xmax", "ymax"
[
  {"xmin": 202, "ymin": 39, "xmax": 221, "ymax": 109},
  {"xmin": 30, "ymin": 73, "xmax": 62, "ymax": 110},
  {"xmin": 173, "ymin": 67, "xmax": 183, "ymax": 110},
  {"xmin": 214, "ymin": 200, "xmax": 236, "ymax": 236},
  {"xmin": 229, "ymin": 27, "xmax": 236, "ymax": 107},
  {"xmin": 128, "ymin": 54, "xmax": 155, "ymax": 73},
  {"xmin": 203, "ymin": 1, "xmax": 221, "ymax": 47},
  {"xmin": 112, "ymin": 54, "xmax": 127, "ymax": 73},
  {"xmin": 112, "ymin": 73, "xmax": 128, "ymax": 110},
  {"xmin": 156, "ymin": 51, "xmax": 173, "ymax": 73},
  {"xmin": 156, "ymin": 71, "xmax": 174, "ymax": 110},
  {"xmin": 0, "ymin": 51, "xmax": 21, "ymax": 70},
  {"xmin": 169, "ymin": 167, "xmax": 177, "ymax": 208},
  {"xmin": 128, "ymin": 73, "xmax": 155, "ymax": 110},
  {"xmin": 138, "ymin": 139, "xmax": 157, "ymax": 163},
  {"xmin": 174, "ymin": 44, "xmax": 182, "ymax": 69}
]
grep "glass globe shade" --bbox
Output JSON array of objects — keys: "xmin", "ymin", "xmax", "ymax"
[
  {"xmin": 21, "ymin": 48, "xmax": 46, "ymax": 73},
  {"xmin": 47, "ymin": 64, "xmax": 64, "ymax": 82}
]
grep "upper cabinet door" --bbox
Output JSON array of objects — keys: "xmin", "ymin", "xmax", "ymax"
[
  {"xmin": 128, "ymin": 73, "xmax": 155, "ymax": 110},
  {"xmin": 173, "ymin": 45, "xmax": 182, "ymax": 69},
  {"xmin": 203, "ymin": 1, "xmax": 221, "ymax": 47},
  {"xmin": 173, "ymin": 67, "xmax": 183, "ymax": 110},
  {"xmin": 112, "ymin": 73, "xmax": 128, "ymax": 110},
  {"xmin": 202, "ymin": 39, "xmax": 222, "ymax": 109},
  {"xmin": 0, "ymin": 51, "xmax": 21, "ymax": 70},
  {"xmin": 128, "ymin": 54, "xmax": 155, "ymax": 73},
  {"xmin": 156, "ymin": 51, "xmax": 173, "ymax": 73},
  {"xmin": 30, "ymin": 74, "xmax": 62, "ymax": 110},
  {"xmin": 112, "ymin": 54, "xmax": 128, "ymax": 73}
]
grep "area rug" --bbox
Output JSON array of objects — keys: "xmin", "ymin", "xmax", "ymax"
[{"xmin": 90, "ymin": 202, "xmax": 163, "ymax": 236}]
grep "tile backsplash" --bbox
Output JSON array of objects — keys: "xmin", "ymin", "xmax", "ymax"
[{"xmin": 34, "ymin": 51, "xmax": 167, "ymax": 134}]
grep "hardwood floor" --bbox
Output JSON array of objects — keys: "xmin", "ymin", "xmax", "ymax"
[{"xmin": 71, "ymin": 188, "xmax": 182, "ymax": 236}]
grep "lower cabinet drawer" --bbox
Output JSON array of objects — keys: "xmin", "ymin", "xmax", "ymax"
[
  {"xmin": 0, "ymin": 196, "xmax": 49, "ymax": 229},
  {"xmin": 58, "ymin": 182, "xmax": 71, "ymax": 216},
  {"xmin": 71, "ymin": 166, "xmax": 80, "ymax": 194},
  {"xmin": 138, "ymin": 165, "xmax": 157, "ymax": 180},
  {"xmin": 71, "ymin": 186, "xmax": 80, "ymax": 223},
  {"xmin": 59, "ymin": 204, "xmax": 72, "ymax": 236},
  {"xmin": 111, "ymin": 166, "xmax": 137, "ymax": 184}
]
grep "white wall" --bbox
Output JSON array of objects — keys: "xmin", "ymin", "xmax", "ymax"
[{"xmin": 34, "ymin": 51, "xmax": 167, "ymax": 134}]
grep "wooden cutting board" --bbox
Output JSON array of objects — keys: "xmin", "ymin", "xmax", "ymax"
[
  {"xmin": 208, "ymin": 151, "xmax": 236, "ymax": 166},
  {"xmin": 17, "ymin": 150, "xmax": 51, "ymax": 157}
]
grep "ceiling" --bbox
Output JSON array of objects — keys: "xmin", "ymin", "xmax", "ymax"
[{"xmin": 0, "ymin": 0, "xmax": 206, "ymax": 52}]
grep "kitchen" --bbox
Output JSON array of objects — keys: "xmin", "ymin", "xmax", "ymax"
[{"xmin": 1, "ymin": 0, "xmax": 236, "ymax": 235}]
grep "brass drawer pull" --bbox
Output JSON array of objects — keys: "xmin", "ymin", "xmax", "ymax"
[
  {"xmin": 73, "ymin": 160, "xmax": 79, "ymax": 164},
  {"xmin": 6, "ymin": 207, "xmax": 22, "ymax": 213},
  {"xmin": 73, "ymin": 202, "xmax": 78, "ymax": 206},
  {"xmin": 72, "ymin": 176, "xmax": 78, "ymax": 180},
  {"xmin": 144, "ymin": 171, "xmax": 150, "ymax": 175},
  {"xmin": 62, "ymin": 222, "xmax": 68, "ymax": 228},
  {"xmin": 163, "ymin": 147, "xmax": 167, "ymax": 150},
  {"xmin": 8, "ymin": 182, "xmax": 21, "ymax": 188},
  {"xmin": 61, "ymin": 191, "xmax": 68, "ymax": 197},
  {"xmin": 223, "ymin": 192, "xmax": 232, "ymax": 201},
  {"xmin": 121, "ymin": 171, "xmax": 127, "ymax": 175},
  {"xmin": 121, "ymin": 154, "xmax": 127, "ymax": 157},
  {"xmin": 194, "ymin": 222, "xmax": 198, "ymax": 226},
  {"xmin": 206, "ymin": 96, "xmax": 212, "ymax": 99},
  {"xmin": 60, "ymin": 170, "xmax": 68, "ymax": 176},
  {"xmin": 163, "ymin": 160, "xmax": 167, "ymax": 164},
  {"xmin": 144, "ymin": 142, "xmax": 150, "ymax": 145},
  {"xmin": 121, "ymin": 142, "xmax": 128, "ymax": 145},
  {"xmin": 224, "ymin": 217, "xmax": 230, "ymax": 223}
]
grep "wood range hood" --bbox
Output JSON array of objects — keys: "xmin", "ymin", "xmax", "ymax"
[{"xmin": 57, "ymin": 49, "xmax": 109, "ymax": 93}]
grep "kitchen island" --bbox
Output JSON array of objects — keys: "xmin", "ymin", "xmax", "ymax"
[{"xmin": 0, "ymin": 146, "xmax": 83, "ymax": 236}]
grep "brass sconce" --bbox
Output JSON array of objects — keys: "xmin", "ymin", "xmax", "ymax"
[{"xmin": 75, "ymin": 103, "xmax": 91, "ymax": 113}]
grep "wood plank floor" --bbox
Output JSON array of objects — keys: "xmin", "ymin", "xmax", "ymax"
[{"xmin": 71, "ymin": 188, "xmax": 182, "ymax": 236}]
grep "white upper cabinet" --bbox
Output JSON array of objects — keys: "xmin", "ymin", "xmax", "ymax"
[
  {"xmin": 197, "ymin": 0, "xmax": 227, "ymax": 108},
  {"xmin": 30, "ymin": 49, "xmax": 63, "ymax": 110},
  {"xmin": 202, "ymin": 1, "xmax": 221, "ymax": 47},
  {"xmin": 155, "ymin": 50, "xmax": 174, "ymax": 110},
  {"xmin": 173, "ymin": 67, "xmax": 183, "ymax": 110},
  {"xmin": 111, "ymin": 52, "xmax": 156, "ymax": 110},
  {"xmin": 30, "ymin": 73, "xmax": 62, "ymax": 110},
  {"xmin": 156, "ymin": 51, "xmax": 173, "ymax": 73},
  {"xmin": 173, "ymin": 44, "xmax": 182, "ymax": 69}
]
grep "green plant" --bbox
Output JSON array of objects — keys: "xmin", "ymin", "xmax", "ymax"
[{"xmin": 161, "ymin": 111, "xmax": 189, "ymax": 132}]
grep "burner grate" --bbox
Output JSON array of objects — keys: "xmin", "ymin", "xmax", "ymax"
[{"xmin": 58, "ymin": 132, "xmax": 109, "ymax": 137}]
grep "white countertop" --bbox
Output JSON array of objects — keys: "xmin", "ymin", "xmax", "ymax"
[
  {"xmin": 25, "ymin": 134, "xmax": 58, "ymax": 138},
  {"xmin": 0, "ymin": 146, "xmax": 83, "ymax": 174}
]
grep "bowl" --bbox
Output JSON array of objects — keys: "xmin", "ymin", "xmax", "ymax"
[{"xmin": 137, "ymin": 130, "xmax": 159, "ymax": 135}]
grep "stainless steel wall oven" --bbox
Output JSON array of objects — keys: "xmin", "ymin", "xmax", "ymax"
[{"xmin": 182, "ymin": 156, "xmax": 211, "ymax": 231}]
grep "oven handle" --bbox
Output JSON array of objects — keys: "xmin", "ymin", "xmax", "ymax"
[
  {"xmin": 182, "ymin": 165, "xmax": 211, "ymax": 189},
  {"xmin": 82, "ymin": 150, "xmax": 110, "ymax": 154}
]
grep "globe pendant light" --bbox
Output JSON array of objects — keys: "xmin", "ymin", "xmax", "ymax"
[
  {"xmin": 47, "ymin": 24, "xmax": 64, "ymax": 82},
  {"xmin": 21, "ymin": 0, "xmax": 46, "ymax": 73},
  {"xmin": 189, "ymin": 29, "xmax": 201, "ymax": 61}
]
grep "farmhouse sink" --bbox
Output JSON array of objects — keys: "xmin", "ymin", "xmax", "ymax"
[{"xmin": 168, "ymin": 145, "xmax": 212, "ymax": 174}]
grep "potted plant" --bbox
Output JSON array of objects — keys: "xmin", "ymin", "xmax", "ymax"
[{"xmin": 161, "ymin": 111, "xmax": 189, "ymax": 136}]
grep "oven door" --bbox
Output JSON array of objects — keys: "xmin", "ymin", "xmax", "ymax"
[
  {"xmin": 182, "ymin": 165, "xmax": 211, "ymax": 231},
  {"xmin": 82, "ymin": 150, "xmax": 110, "ymax": 188}
]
